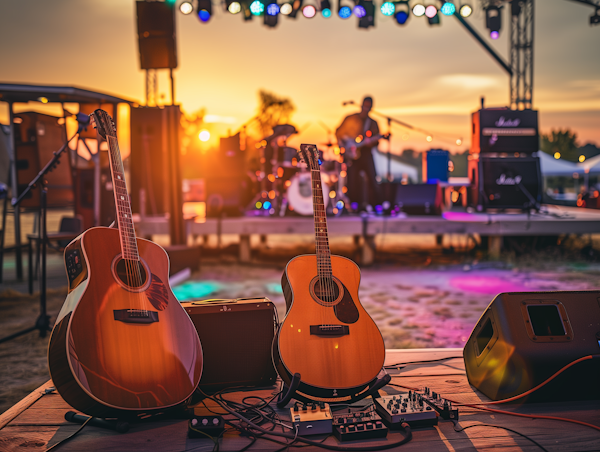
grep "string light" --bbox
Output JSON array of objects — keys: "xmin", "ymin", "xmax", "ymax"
[
  {"xmin": 353, "ymin": 4, "xmax": 366, "ymax": 18},
  {"xmin": 440, "ymin": 2, "xmax": 455, "ymax": 15},
  {"xmin": 339, "ymin": 5, "xmax": 352, "ymax": 18},
  {"xmin": 459, "ymin": 4, "xmax": 472, "ymax": 17},
  {"xmin": 381, "ymin": 2, "xmax": 395, "ymax": 16},
  {"xmin": 302, "ymin": 5, "xmax": 316, "ymax": 17},
  {"xmin": 250, "ymin": 0, "xmax": 264, "ymax": 15},
  {"xmin": 413, "ymin": 4, "xmax": 426, "ymax": 16},
  {"xmin": 228, "ymin": 1, "xmax": 242, "ymax": 13},
  {"xmin": 180, "ymin": 1, "xmax": 193, "ymax": 14},
  {"xmin": 280, "ymin": 3, "xmax": 293, "ymax": 14},
  {"xmin": 425, "ymin": 5, "xmax": 437, "ymax": 18}
]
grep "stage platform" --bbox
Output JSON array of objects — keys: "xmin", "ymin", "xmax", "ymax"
[
  {"xmin": 134, "ymin": 205, "xmax": 600, "ymax": 264},
  {"xmin": 1, "ymin": 348, "xmax": 598, "ymax": 452}
]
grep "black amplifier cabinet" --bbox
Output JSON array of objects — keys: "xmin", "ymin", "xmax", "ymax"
[
  {"xmin": 181, "ymin": 298, "xmax": 278, "ymax": 391},
  {"xmin": 469, "ymin": 156, "xmax": 541, "ymax": 211},
  {"xmin": 471, "ymin": 108, "xmax": 539, "ymax": 155},
  {"xmin": 464, "ymin": 291, "xmax": 600, "ymax": 402},
  {"xmin": 395, "ymin": 183, "xmax": 442, "ymax": 215}
]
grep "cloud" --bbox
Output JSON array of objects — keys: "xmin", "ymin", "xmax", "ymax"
[{"xmin": 437, "ymin": 74, "xmax": 503, "ymax": 90}]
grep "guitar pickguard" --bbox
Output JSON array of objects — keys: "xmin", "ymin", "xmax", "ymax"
[{"xmin": 334, "ymin": 281, "xmax": 359, "ymax": 324}]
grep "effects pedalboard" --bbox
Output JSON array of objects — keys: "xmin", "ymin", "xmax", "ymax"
[
  {"xmin": 374, "ymin": 387, "xmax": 459, "ymax": 428},
  {"xmin": 291, "ymin": 402, "xmax": 333, "ymax": 436}
]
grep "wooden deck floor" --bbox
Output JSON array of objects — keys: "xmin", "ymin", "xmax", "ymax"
[{"xmin": 1, "ymin": 349, "xmax": 599, "ymax": 451}]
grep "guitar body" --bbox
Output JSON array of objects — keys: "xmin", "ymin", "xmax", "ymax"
[
  {"xmin": 48, "ymin": 227, "xmax": 203, "ymax": 418},
  {"xmin": 273, "ymin": 254, "xmax": 385, "ymax": 400}
]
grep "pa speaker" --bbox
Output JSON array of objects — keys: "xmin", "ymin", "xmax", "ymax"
[
  {"xmin": 181, "ymin": 298, "xmax": 278, "ymax": 391},
  {"xmin": 136, "ymin": 1, "xmax": 177, "ymax": 70},
  {"xmin": 464, "ymin": 291, "xmax": 600, "ymax": 402}
]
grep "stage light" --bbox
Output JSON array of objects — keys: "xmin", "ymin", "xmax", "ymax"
[
  {"xmin": 358, "ymin": 0, "xmax": 375, "ymax": 28},
  {"xmin": 228, "ymin": 1, "xmax": 242, "ymax": 13},
  {"xmin": 38, "ymin": 97, "xmax": 49, "ymax": 104},
  {"xmin": 288, "ymin": 0, "xmax": 303, "ymax": 17},
  {"xmin": 320, "ymin": 0, "xmax": 331, "ymax": 17},
  {"xmin": 459, "ymin": 4, "xmax": 472, "ymax": 17},
  {"xmin": 302, "ymin": 5, "xmax": 316, "ymax": 17},
  {"xmin": 263, "ymin": 201, "xmax": 272, "ymax": 209},
  {"xmin": 256, "ymin": 201, "xmax": 263, "ymax": 209},
  {"xmin": 485, "ymin": 5, "xmax": 501, "ymax": 37},
  {"xmin": 197, "ymin": 0, "xmax": 212, "ymax": 21},
  {"xmin": 353, "ymin": 5, "xmax": 366, "ymax": 18},
  {"xmin": 580, "ymin": 155, "xmax": 586, "ymax": 162},
  {"xmin": 395, "ymin": 11, "xmax": 408, "ymax": 25},
  {"xmin": 267, "ymin": 3, "xmax": 280, "ymax": 15},
  {"xmin": 250, "ymin": 0, "xmax": 264, "ymax": 15},
  {"xmin": 413, "ymin": 4, "xmax": 425, "ymax": 17},
  {"xmin": 425, "ymin": 5, "xmax": 437, "ymax": 18},
  {"xmin": 180, "ymin": 1, "xmax": 193, "ymax": 14},
  {"xmin": 440, "ymin": 2, "xmax": 455, "ymax": 16},
  {"xmin": 381, "ymin": 2, "xmax": 395, "ymax": 16},
  {"xmin": 199, "ymin": 130, "xmax": 210, "ymax": 141},
  {"xmin": 281, "ymin": 3, "xmax": 292, "ymax": 14},
  {"xmin": 554, "ymin": 152, "xmax": 560, "ymax": 159},
  {"xmin": 339, "ymin": 5, "xmax": 352, "ymax": 18}
]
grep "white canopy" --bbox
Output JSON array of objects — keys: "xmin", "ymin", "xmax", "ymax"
[
  {"xmin": 578, "ymin": 153, "xmax": 600, "ymax": 174},
  {"xmin": 372, "ymin": 150, "xmax": 419, "ymax": 183},
  {"xmin": 537, "ymin": 151, "xmax": 583, "ymax": 177}
]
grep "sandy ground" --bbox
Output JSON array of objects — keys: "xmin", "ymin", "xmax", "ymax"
[{"xmin": 2, "ymin": 242, "xmax": 600, "ymax": 415}]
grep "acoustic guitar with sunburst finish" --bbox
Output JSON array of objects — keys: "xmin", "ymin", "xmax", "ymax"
[
  {"xmin": 272, "ymin": 144, "xmax": 385, "ymax": 402},
  {"xmin": 47, "ymin": 109, "xmax": 202, "ymax": 418}
]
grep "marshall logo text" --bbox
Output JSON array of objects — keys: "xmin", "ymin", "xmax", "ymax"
[{"xmin": 496, "ymin": 174, "xmax": 522, "ymax": 186}]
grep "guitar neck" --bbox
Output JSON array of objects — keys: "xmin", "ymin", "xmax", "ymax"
[
  {"xmin": 107, "ymin": 135, "xmax": 139, "ymax": 261},
  {"xmin": 311, "ymin": 168, "xmax": 332, "ymax": 279}
]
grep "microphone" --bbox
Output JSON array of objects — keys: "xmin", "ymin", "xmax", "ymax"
[{"xmin": 342, "ymin": 100, "xmax": 355, "ymax": 106}]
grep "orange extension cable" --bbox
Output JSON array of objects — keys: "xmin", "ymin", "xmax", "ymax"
[{"xmin": 391, "ymin": 354, "xmax": 600, "ymax": 433}]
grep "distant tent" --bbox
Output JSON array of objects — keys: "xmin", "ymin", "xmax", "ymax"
[
  {"xmin": 537, "ymin": 151, "xmax": 583, "ymax": 177},
  {"xmin": 372, "ymin": 150, "xmax": 418, "ymax": 183},
  {"xmin": 578, "ymin": 153, "xmax": 600, "ymax": 175}
]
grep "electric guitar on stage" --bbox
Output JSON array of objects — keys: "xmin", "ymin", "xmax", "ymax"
[
  {"xmin": 272, "ymin": 144, "xmax": 385, "ymax": 402},
  {"xmin": 338, "ymin": 132, "xmax": 390, "ymax": 160},
  {"xmin": 48, "ymin": 109, "xmax": 203, "ymax": 418}
]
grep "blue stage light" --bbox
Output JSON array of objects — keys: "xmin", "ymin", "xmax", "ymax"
[
  {"xmin": 338, "ymin": 5, "xmax": 352, "ymax": 18},
  {"xmin": 263, "ymin": 201, "xmax": 272, "ymax": 210},
  {"xmin": 267, "ymin": 3, "xmax": 280, "ymax": 15},
  {"xmin": 395, "ymin": 10, "xmax": 409, "ymax": 24},
  {"xmin": 353, "ymin": 5, "xmax": 366, "ymax": 17},
  {"xmin": 198, "ymin": 9, "xmax": 211, "ymax": 21},
  {"xmin": 322, "ymin": 7, "xmax": 331, "ymax": 17},
  {"xmin": 440, "ymin": 2, "xmax": 455, "ymax": 15},
  {"xmin": 381, "ymin": 2, "xmax": 395, "ymax": 16}
]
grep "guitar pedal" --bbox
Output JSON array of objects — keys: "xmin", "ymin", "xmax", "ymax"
[
  {"xmin": 188, "ymin": 415, "xmax": 225, "ymax": 438},
  {"xmin": 332, "ymin": 405, "xmax": 388, "ymax": 442},
  {"xmin": 290, "ymin": 402, "xmax": 333, "ymax": 436}
]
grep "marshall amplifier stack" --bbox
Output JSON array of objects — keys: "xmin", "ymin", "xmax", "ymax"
[{"xmin": 468, "ymin": 107, "xmax": 542, "ymax": 211}]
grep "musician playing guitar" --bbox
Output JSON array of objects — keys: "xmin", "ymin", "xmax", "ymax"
[{"xmin": 335, "ymin": 96, "xmax": 384, "ymax": 212}]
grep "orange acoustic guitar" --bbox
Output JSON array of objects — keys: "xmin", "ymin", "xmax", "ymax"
[
  {"xmin": 48, "ymin": 109, "xmax": 202, "ymax": 418},
  {"xmin": 272, "ymin": 144, "xmax": 385, "ymax": 402}
]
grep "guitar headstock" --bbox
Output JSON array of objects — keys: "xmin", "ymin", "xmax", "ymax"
[
  {"xmin": 298, "ymin": 144, "xmax": 320, "ymax": 171},
  {"xmin": 90, "ymin": 109, "xmax": 116, "ymax": 140}
]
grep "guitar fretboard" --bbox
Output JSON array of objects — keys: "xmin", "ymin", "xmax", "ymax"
[
  {"xmin": 107, "ymin": 135, "xmax": 139, "ymax": 261},
  {"xmin": 311, "ymin": 169, "xmax": 332, "ymax": 279}
]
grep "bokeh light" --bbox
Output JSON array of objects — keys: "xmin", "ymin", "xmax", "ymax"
[
  {"xmin": 459, "ymin": 4, "xmax": 472, "ymax": 17},
  {"xmin": 381, "ymin": 2, "xmax": 395, "ymax": 16},
  {"xmin": 228, "ymin": 1, "xmax": 241, "ymax": 13},
  {"xmin": 412, "ymin": 4, "xmax": 425, "ymax": 16},
  {"xmin": 425, "ymin": 5, "xmax": 437, "ymax": 18},
  {"xmin": 250, "ymin": 0, "xmax": 265, "ymax": 15},
  {"xmin": 440, "ymin": 2, "xmax": 455, "ymax": 15},
  {"xmin": 353, "ymin": 5, "xmax": 366, "ymax": 18},
  {"xmin": 338, "ymin": 5, "xmax": 352, "ymax": 18},
  {"xmin": 199, "ymin": 130, "xmax": 210, "ymax": 141},
  {"xmin": 280, "ymin": 3, "xmax": 292, "ymax": 14},
  {"xmin": 180, "ymin": 1, "xmax": 193, "ymax": 14},
  {"xmin": 302, "ymin": 5, "xmax": 316, "ymax": 17},
  {"xmin": 322, "ymin": 7, "xmax": 332, "ymax": 17},
  {"xmin": 267, "ymin": 3, "xmax": 280, "ymax": 15}
]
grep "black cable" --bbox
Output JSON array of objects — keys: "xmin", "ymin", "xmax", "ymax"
[
  {"xmin": 45, "ymin": 416, "xmax": 92, "ymax": 451},
  {"xmin": 452, "ymin": 420, "xmax": 549, "ymax": 452},
  {"xmin": 384, "ymin": 355, "xmax": 463, "ymax": 369}
]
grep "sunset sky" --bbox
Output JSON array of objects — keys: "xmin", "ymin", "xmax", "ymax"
[{"xmin": 0, "ymin": 0, "xmax": 598, "ymax": 154}]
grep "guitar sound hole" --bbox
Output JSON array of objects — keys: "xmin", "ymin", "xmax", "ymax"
[
  {"xmin": 114, "ymin": 259, "xmax": 148, "ymax": 289},
  {"xmin": 312, "ymin": 277, "xmax": 341, "ymax": 306}
]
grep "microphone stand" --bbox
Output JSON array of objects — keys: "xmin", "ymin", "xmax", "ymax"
[{"xmin": 0, "ymin": 117, "xmax": 87, "ymax": 344}]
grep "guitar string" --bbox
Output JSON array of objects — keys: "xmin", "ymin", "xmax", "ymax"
[{"xmin": 109, "ymin": 131, "xmax": 145, "ymax": 315}]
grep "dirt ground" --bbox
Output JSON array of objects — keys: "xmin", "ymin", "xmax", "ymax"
[{"xmin": 2, "ymin": 238, "xmax": 600, "ymax": 415}]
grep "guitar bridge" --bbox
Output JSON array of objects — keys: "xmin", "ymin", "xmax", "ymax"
[
  {"xmin": 114, "ymin": 309, "xmax": 159, "ymax": 324},
  {"xmin": 310, "ymin": 325, "xmax": 349, "ymax": 337}
]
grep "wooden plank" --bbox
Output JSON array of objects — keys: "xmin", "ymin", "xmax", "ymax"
[
  {"xmin": 0, "ymin": 425, "xmax": 72, "ymax": 452},
  {"xmin": 0, "ymin": 381, "xmax": 54, "ymax": 430}
]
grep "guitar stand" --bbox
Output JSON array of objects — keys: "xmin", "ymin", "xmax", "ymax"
[
  {"xmin": 276, "ymin": 372, "xmax": 391, "ymax": 409},
  {"xmin": 65, "ymin": 411, "xmax": 130, "ymax": 433}
]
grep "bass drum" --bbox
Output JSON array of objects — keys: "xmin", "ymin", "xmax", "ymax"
[{"xmin": 287, "ymin": 172, "xmax": 329, "ymax": 216}]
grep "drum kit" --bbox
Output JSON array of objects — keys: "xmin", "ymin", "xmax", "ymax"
[{"xmin": 247, "ymin": 126, "xmax": 349, "ymax": 217}]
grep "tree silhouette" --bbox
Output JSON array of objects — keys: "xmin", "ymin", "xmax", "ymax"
[
  {"xmin": 254, "ymin": 89, "xmax": 295, "ymax": 137},
  {"xmin": 540, "ymin": 129, "xmax": 579, "ymax": 162}
]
